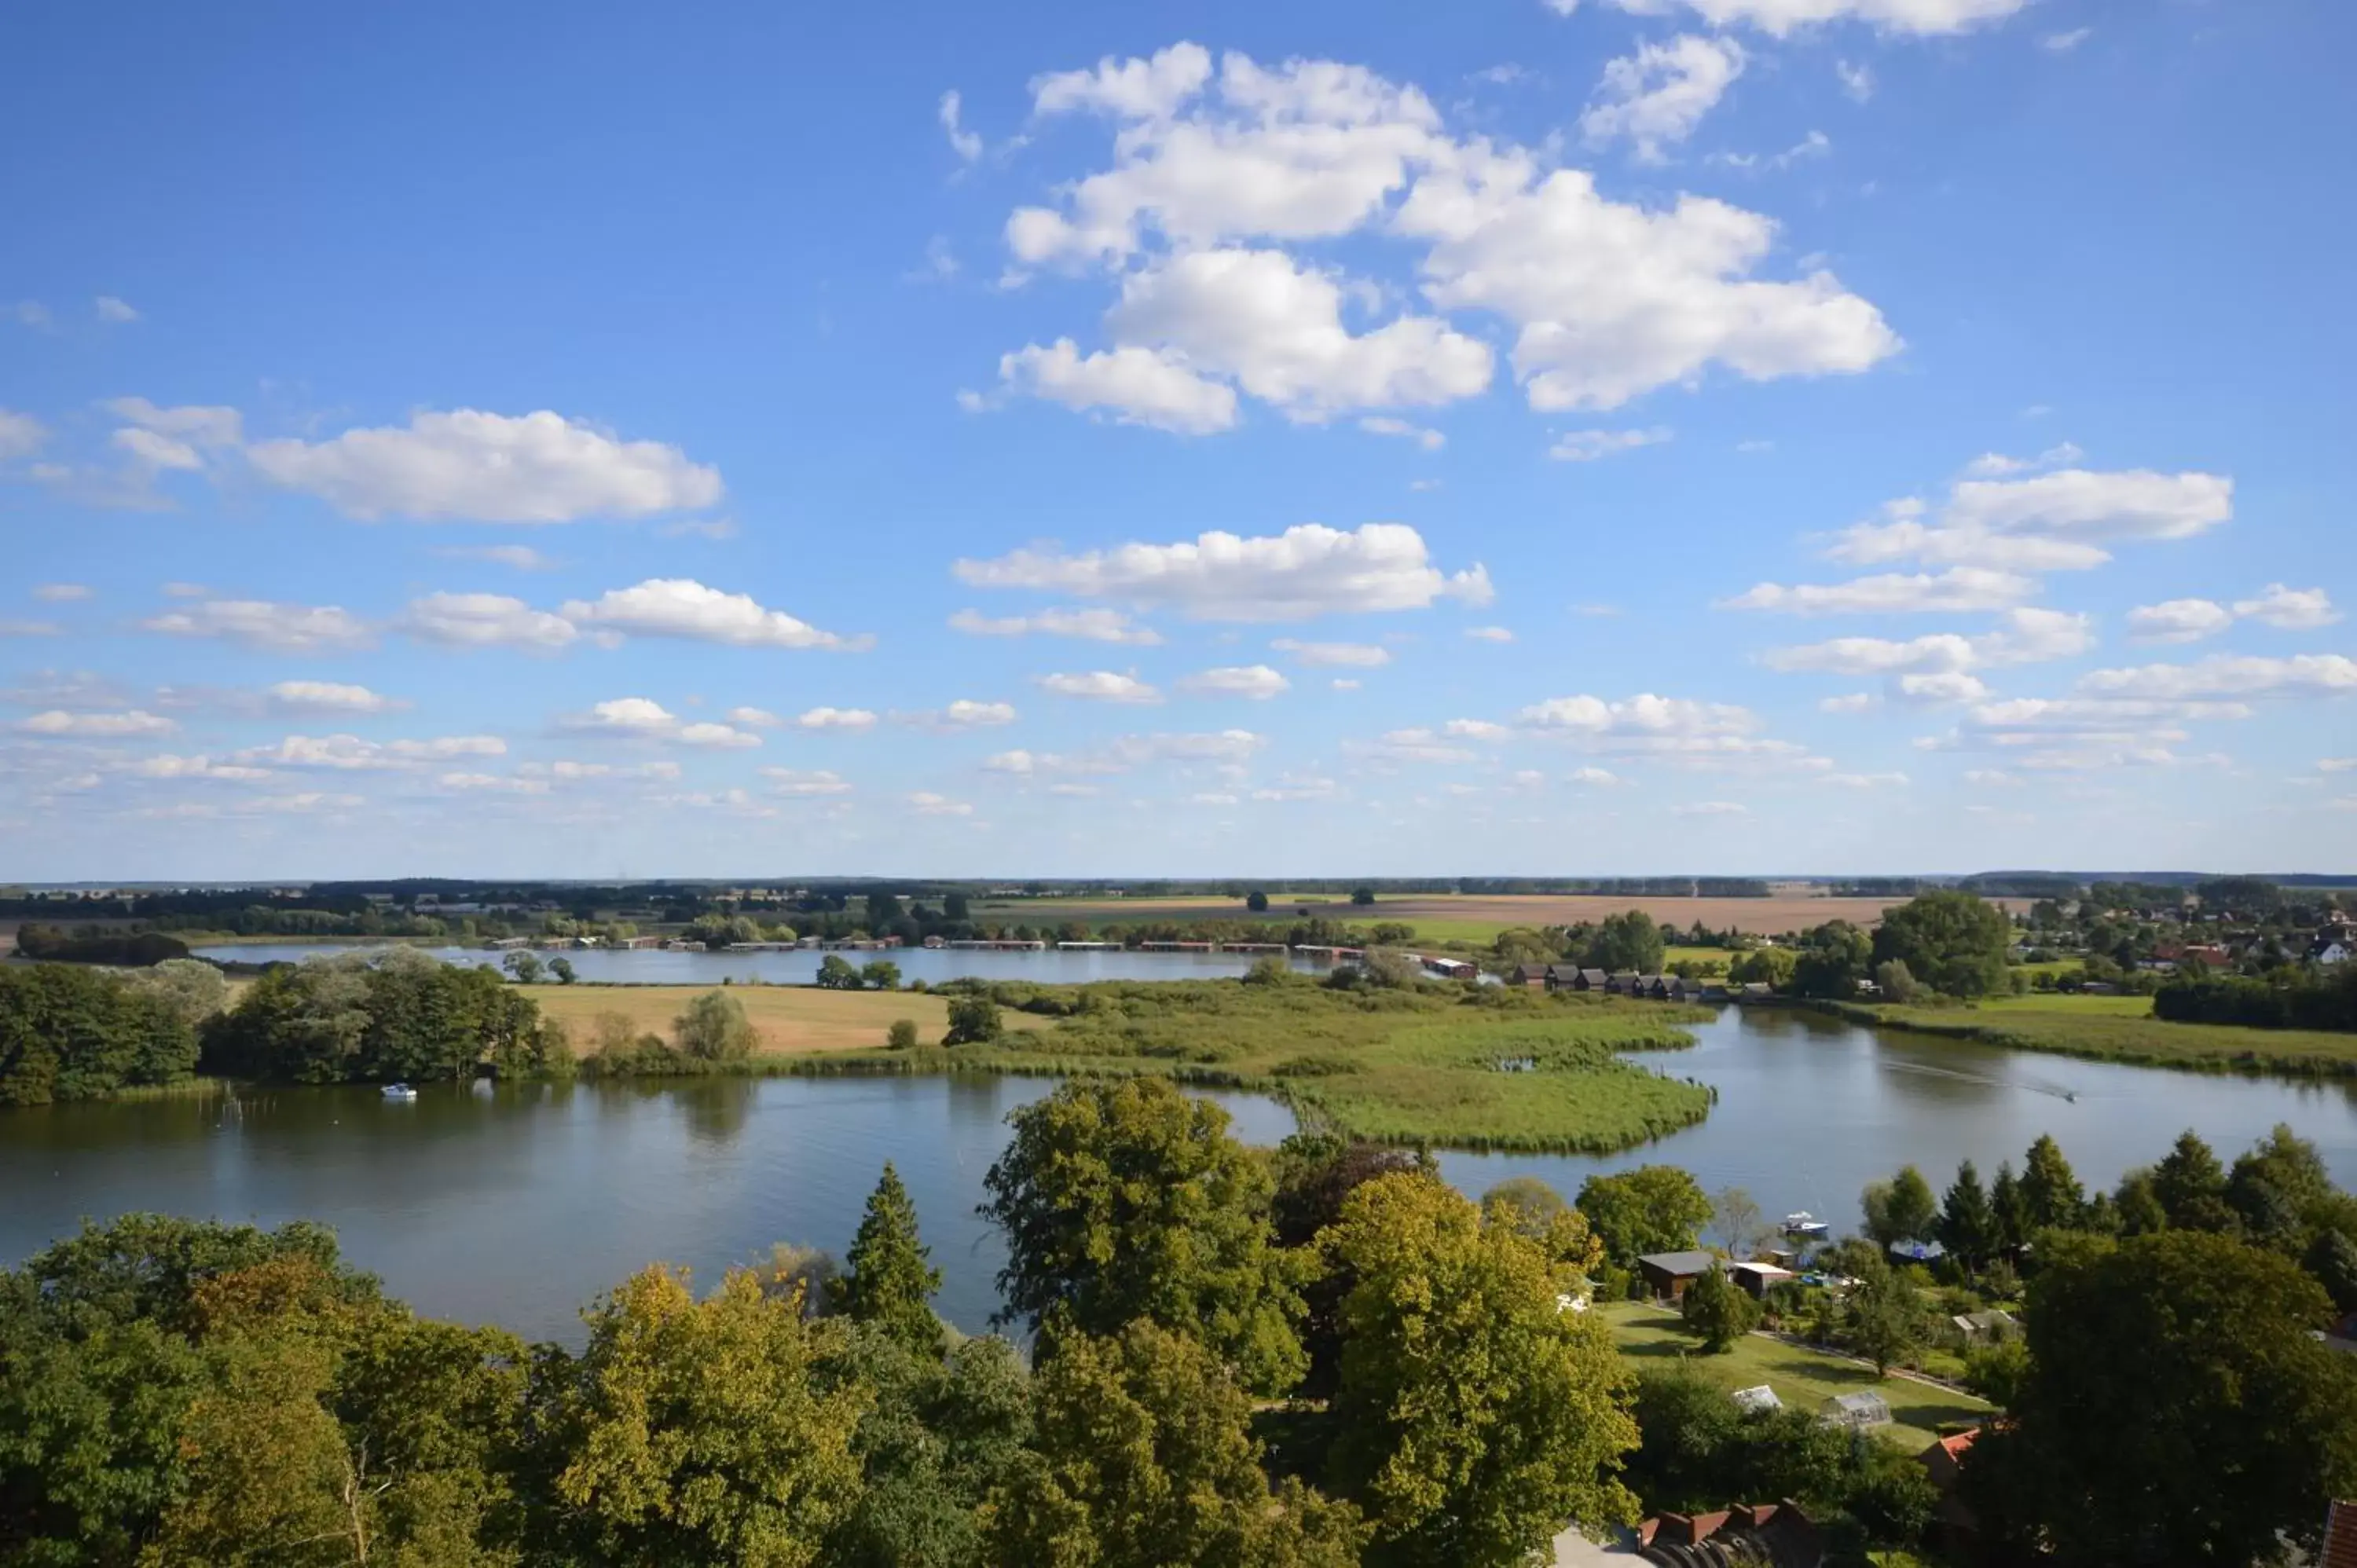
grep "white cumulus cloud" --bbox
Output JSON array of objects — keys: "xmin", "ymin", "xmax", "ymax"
[
  {"xmin": 141, "ymin": 599, "xmax": 374, "ymax": 654},
  {"xmin": 235, "ymin": 734, "xmax": 505, "ymax": 770},
  {"xmin": 399, "ymin": 592, "xmax": 579, "ymax": 650},
  {"xmin": 1721, "ymin": 566, "xmax": 2036, "ymax": 615},
  {"xmin": 17, "ymin": 709, "xmax": 176, "ymax": 736},
  {"xmin": 1831, "ymin": 469, "xmax": 2233, "ymax": 574},
  {"xmin": 1175, "ymin": 664, "xmax": 1290, "ymax": 699},
  {"xmin": 266, "ymin": 680, "xmax": 405, "ymax": 715},
  {"xmin": 995, "ymin": 340, "xmax": 1237, "ymax": 434},
  {"xmin": 244, "ymin": 409, "xmax": 723, "ymax": 522},
  {"xmin": 2126, "ymin": 599, "xmax": 2231, "ymax": 646},
  {"xmin": 1571, "ymin": 0, "xmax": 2029, "ymax": 35},
  {"xmin": 763, "ymin": 768, "xmax": 854, "ymax": 796},
  {"xmin": 560, "ymin": 579, "xmax": 869, "ymax": 650},
  {"xmin": 796, "ymin": 706, "xmax": 880, "ymax": 731},
  {"xmin": 900, "ymin": 700, "xmax": 1019, "ymax": 730},
  {"xmin": 996, "ymin": 45, "xmax": 1897, "ymax": 423},
  {"xmin": 1097, "ymin": 247, "xmax": 1494, "ymax": 422},
  {"xmin": 948, "ymin": 606, "xmax": 1163, "ymax": 644},
  {"xmin": 958, "ymin": 522, "xmax": 1489, "ymax": 622},
  {"xmin": 1582, "ymin": 35, "xmax": 1746, "ymax": 161},
  {"xmin": 2076, "ymin": 654, "xmax": 2357, "ymax": 702},
  {"xmin": 1039, "ymin": 670, "xmax": 1164, "ymax": 704},
  {"xmin": 557, "ymin": 698, "xmax": 762, "ymax": 749}
]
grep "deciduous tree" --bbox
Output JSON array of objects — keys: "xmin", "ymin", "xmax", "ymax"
[
  {"xmin": 985, "ymin": 1320, "xmax": 1364, "ymax": 1568},
  {"xmin": 1860, "ymin": 1165, "xmax": 1937, "ymax": 1249},
  {"xmin": 1966, "ymin": 1230, "xmax": 2357, "ymax": 1567},
  {"xmin": 673, "ymin": 990, "xmax": 755, "ymax": 1063},
  {"xmin": 942, "ymin": 995, "xmax": 1001, "ymax": 1046},
  {"xmin": 1325, "ymin": 1171, "xmax": 1639, "ymax": 1567},
  {"xmin": 981, "ymin": 1078, "xmax": 1308, "ymax": 1394},
  {"xmin": 537, "ymin": 1265, "xmax": 868, "ymax": 1567},
  {"xmin": 1871, "ymin": 889, "xmax": 2011, "ymax": 997},
  {"xmin": 1574, "ymin": 1165, "xmax": 1712, "ymax": 1267},
  {"xmin": 1583, "ymin": 910, "xmax": 1665, "ymax": 975}
]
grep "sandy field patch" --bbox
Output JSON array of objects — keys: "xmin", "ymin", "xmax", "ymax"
[{"xmin": 519, "ymin": 984, "xmax": 1032, "ymax": 1055}]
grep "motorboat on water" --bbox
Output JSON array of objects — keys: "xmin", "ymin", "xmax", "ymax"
[
  {"xmin": 1782, "ymin": 1211, "xmax": 1830, "ymax": 1237},
  {"xmin": 382, "ymin": 1083, "xmax": 419, "ymax": 1101}
]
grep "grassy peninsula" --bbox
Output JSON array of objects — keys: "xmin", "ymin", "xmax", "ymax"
[{"xmin": 792, "ymin": 976, "xmax": 1715, "ymax": 1154}]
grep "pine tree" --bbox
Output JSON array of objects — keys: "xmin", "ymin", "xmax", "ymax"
[
  {"xmin": 2153, "ymin": 1130, "xmax": 2236, "ymax": 1232},
  {"xmin": 2020, "ymin": 1134, "xmax": 2085, "ymax": 1233},
  {"xmin": 1989, "ymin": 1160, "xmax": 2030, "ymax": 1259},
  {"xmin": 1938, "ymin": 1160, "xmax": 1998, "ymax": 1275},
  {"xmin": 829, "ymin": 1163, "xmax": 944, "ymax": 1354}
]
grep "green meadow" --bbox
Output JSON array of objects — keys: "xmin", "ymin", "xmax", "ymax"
[{"xmin": 797, "ymin": 977, "xmax": 1717, "ymax": 1153}]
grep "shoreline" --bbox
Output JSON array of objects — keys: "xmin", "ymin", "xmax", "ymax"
[{"xmin": 1810, "ymin": 999, "xmax": 2357, "ymax": 1081}]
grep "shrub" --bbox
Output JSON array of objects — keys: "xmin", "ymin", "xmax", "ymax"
[
  {"xmin": 886, "ymin": 1018, "xmax": 919, "ymax": 1050},
  {"xmin": 944, "ymin": 995, "xmax": 1002, "ymax": 1046},
  {"xmin": 1681, "ymin": 1265, "xmax": 1760, "ymax": 1352},
  {"xmin": 1875, "ymin": 959, "xmax": 1919, "ymax": 1003},
  {"xmin": 674, "ymin": 991, "xmax": 755, "ymax": 1063}
]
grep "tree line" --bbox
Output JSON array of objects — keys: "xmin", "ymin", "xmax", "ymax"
[
  {"xmin": 2153, "ymin": 966, "xmax": 2357, "ymax": 1032},
  {"xmin": 1799, "ymin": 1125, "xmax": 2357, "ymax": 1565},
  {"xmin": 7, "ymin": 1072, "xmax": 2352, "ymax": 1563},
  {"xmin": 0, "ymin": 960, "xmax": 215, "ymax": 1105},
  {"xmin": 2, "ymin": 1080, "xmax": 1636, "ymax": 1568}
]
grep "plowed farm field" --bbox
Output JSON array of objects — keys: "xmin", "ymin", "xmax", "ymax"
[{"xmin": 977, "ymin": 892, "xmax": 2016, "ymax": 939}]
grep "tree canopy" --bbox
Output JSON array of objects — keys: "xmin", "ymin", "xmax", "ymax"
[
  {"xmin": 1325, "ymin": 1171, "xmax": 1638, "ymax": 1567},
  {"xmin": 0, "ymin": 962, "xmax": 200, "ymax": 1105},
  {"xmin": 1871, "ymin": 889, "xmax": 2011, "ymax": 997},
  {"xmin": 1582, "ymin": 910, "xmax": 1665, "ymax": 975},
  {"xmin": 1574, "ymin": 1165, "xmax": 1712, "ymax": 1266},
  {"xmin": 980, "ymin": 1078, "xmax": 1309, "ymax": 1394},
  {"xmin": 827, "ymin": 1164, "xmax": 944, "ymax": 1356},
  {"xmin": 1967, "ymin": 1229, "xmax": 2357, "ymax": 1566}
]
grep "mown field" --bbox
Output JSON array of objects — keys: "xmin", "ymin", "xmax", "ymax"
[
  {"xmin": 1599, "ymin": 1301, "xmax": 1989, "ymax": 1452},
  {"xmin": 1860, "ymin": 994, "xmax": 2357, "ymax": 1076},
  {"xmin": 806, "ymin": 978, "xmax": 1717, "ymax": 1154},
  {"xmin": 519, "ymin": 983, "xmax": 1043, "ymax": 1054},
  {"xmin": 981, "ymin": 892, "xmax": 2023, "ymax": 942}
]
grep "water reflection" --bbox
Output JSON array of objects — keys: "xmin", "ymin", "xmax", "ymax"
[{"xmin": 2, "ymin": 1009, "xmax": 2350, "ymax": 1344}]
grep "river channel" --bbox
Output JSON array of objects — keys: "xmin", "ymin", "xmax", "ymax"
[{"xmin": 4, "ymin": 1004, "xmax": 2352, "ymax": 1344}]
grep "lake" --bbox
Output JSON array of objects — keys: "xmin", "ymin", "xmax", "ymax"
[
  {"xmin": 192, "ymin": 943, "xmax": 1325, "ymax": 985},
  {"xmin": 5, "ymin": 1008, "xmax": 2352, "ymax": 1343}
]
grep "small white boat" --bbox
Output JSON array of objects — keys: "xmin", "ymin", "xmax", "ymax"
[
  {"xmin": 1782, "ymin": 1211, "xmax": 1830, "ymax": 1236},
  {"xmin": 382, "ymin": 1083, "xmax": 419, "ymax": 1101}
]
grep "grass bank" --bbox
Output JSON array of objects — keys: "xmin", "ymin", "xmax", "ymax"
[
  {"xmin": 794, "ymin": 978, "xmax": 1716, "ymax": 1154},
  {"xmin": 1829, "ymin": 995, "xmax": 2357, "ymax": 1079},
  {"xmin": 1598, "ymin": 1301, "xmax": 1989, "ymax": 1452}
]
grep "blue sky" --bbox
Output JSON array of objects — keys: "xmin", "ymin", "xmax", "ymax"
[{"xmin": 3, "ymin": 0, "xmax": 2352, "ymax": 880}]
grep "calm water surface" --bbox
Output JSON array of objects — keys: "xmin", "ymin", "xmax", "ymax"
[{"xmin": 5, "ymin": 1009, "xmax": 2352, "ymax": 1343}]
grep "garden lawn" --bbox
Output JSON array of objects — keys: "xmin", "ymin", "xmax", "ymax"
[
  {"xmin": 1865, "ymin": 995, "xmax": 2357, "ymax": 1076},
  {"xmin": 805, "ymin": 977, "xmax": 1717, "ymax": 1154},
  {"xmin": 520, "ymin": 984, "xmax": 1042, "ymax": 1055},
  {"xmin": 1598, "ymin": 1301, "xmax": 1989, "ymax": 1452}
]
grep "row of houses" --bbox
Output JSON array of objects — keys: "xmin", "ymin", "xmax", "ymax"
[{"xmin": 1506, "ymin": 964, "xmax": 1773, "ymax": 1002}]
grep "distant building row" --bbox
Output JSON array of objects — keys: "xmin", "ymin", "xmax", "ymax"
[{"xmin": 1505, "ymin": 964, "xmax": 1772, "ymax": 1002}]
